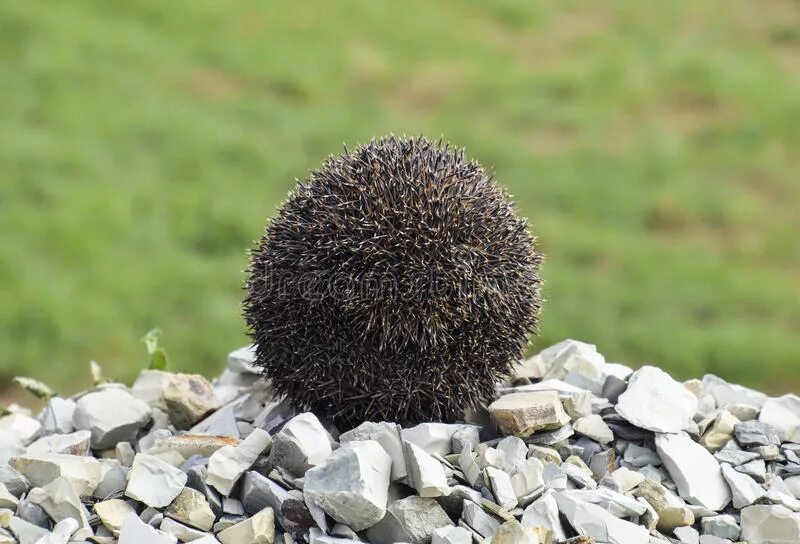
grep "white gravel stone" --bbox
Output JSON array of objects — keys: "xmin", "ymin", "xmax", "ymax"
[
  {"xmin": 94, "ymin": 499, "xmax": 136, "ymax": 535},
  {"xmin": 510, "ymin": 457, "xmax": 544, "ymax": 498},
  {"xmin": 163, "ymin": 373, "xmax": 221, "ymax": 429},
  {"xmin": 655, "ymin": 433, "xmax": 731, "ymax": 511},
  {"xmin": 573, "ymin": 414, "xmax": 614, "ymax": 444},
  {"xmin": 227, "ymin": 344, "xmax": 259, "ymax": 374},
  {"xmin": 405, "ymin": 441, "xmax": 449, "ymax": 498},
  {"xmin": 34, "ymin": 518, "xmax": 79, "ymax": 544},
  {"xmin": 303, "ymin": 440, "xmax": 391, "ymax": 531},
  {"xmin": 521, "ymin": 490, "xmax": 567, "ymax": 540},
  {"xmin": 431, "ymin": 525, "xmax": 471, "ymax": 544},
  {"xmin": 26, "ymin": 430, "xmax": 91, "ymax": 456},
  {"xmin": 160, "ymin": 517, "xmax": 209, "ymax": 541},
  {"xmin": 118, "ymin": 512, "xmax": 177, "ymax": 544},
  {"xmin": 0, "ymin": 414, "xmax": 40, "ymax": 445},
  {"xmin": 491, "ymin": 520, "xmax": 541, "ymax": 544},
  {"xmin": 340, "ymin": 421, "xmax": 406, "ymax": 480},
  {"xmin": 366, "ymin": 495, "xmax": 452, "ymax": 544},
  {"xmin": 130, "ymin": 370, "xmax": 173, "ymax": 410},
  {"xmin": 674, "ymin": 526, "xmax": 700, "ymax": 544},
  {"xmin": 759, "ymin": 394, "xmax": 800, "ymax": 443},
  {"xmin": 166, "ymin": 487, "xmax": 215, "ymax": 531},
  {"xmin": 617, "ymin": 366, "xmax": 698, "ymax": 433},
  {"xmin": 125, "ymin": 453, "xmax": 188, "ymax": 508},
  {"xmin": 485, "ymin": 466, "xmax": 517, "ymax": 510},
  {"xmin": 740, "ymin": 504, "xmax": 800, "ymax": 544},
  {"xmin": 28, "ymin": 477, "xmax": 90, "ymax": 530},
  {"xmin": 268, "ymin": 413, "xmax": 332, "ymax": 475},
  {"xmin": 489, "ymin": 391, "xmax": 570, "ymax": 437},
  {"xmin": 555, "ymin": 491, "xmax": 649, "ymax": 544},
  {"xmin": 40, "ymin": 398, "xmax": 76, "ymax": 434},
  {"xmin": 73, "ymin": 389, "xmax": 151, "ymax": 449},
  {"xmin": 10, "ymin": 453, "xmax": 101, "ymax": 498},
  {"xmin": 402, "ymin": 423, "xmax": 467, "ymax": 456},
  {"xmin": 216, "ymin": 507, "xmax": 275, "ymax": 544},
  {"xmin": 720, "ymin": 463, "xmax": 766, "ymax": 508},
  {"xmin": 207, "ymin": 428, "xmax": 272, "ymax": 496}
]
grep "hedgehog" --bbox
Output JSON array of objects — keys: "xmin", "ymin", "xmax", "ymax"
[{"xmin": 244, "ymin": 136, "xmax": 542, "ymax": 428}]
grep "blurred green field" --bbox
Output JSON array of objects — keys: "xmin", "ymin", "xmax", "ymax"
[{"xmin": 1, "ymin": 0, "xmax": 799, "ymax": 397}]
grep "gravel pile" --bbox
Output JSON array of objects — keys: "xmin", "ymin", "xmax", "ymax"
[{"xmin": 1, "ymin": 339, "xmax": 800, "ymax": 544}]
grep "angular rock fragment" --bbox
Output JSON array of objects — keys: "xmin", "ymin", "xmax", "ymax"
[
  {"xmin": 555, "ymin": 492, "xmax": 649, "ymax": 544},
  {"xmin": 41, "ymin": 398, "xmax": 76, "ymax": 435},
  {"xmin": 0, "ymin": 413, "xmax": 41, "ymax": 445},
  {"xmin": 268, "ymin": 413, "xmax": 331, "ymax": 475},
  {"xmin": 241, "ymin": 471, "xmax": 313, "ymax": 532},
  {"xmin": 163, "ymin": 373, "xmax": 221, "ymax": 429},
  {"xmin": 759, "ymin": 394, "xmax": 800, "ymax": 443},
  {"xmin": 166, "ymin": 487, "xmax": 215, "ymax": 531},
  {"xmin": 616, "ymin": 366, "xmax": 697, "ymax": 433},
  {"xmin": 734, "ymin": 420, "xmax": 781, "ymax": 447},
  {"xmin": 631, "ymin": 478, "xmax": 694, "ymax": 531},
  {"xmin": 10, "ymin": 453, "xmax": 101, "ymax": 498},
  {"xmin": 720, "ymin": 463, "xmax": 766, "ymax": 508},
  {"xmin": 366, "ymin": 495, "xmax": 452, "ymax": 544},
  {"xmin": 26, "ymin": 430, "xmax": 91, "ymax": 456},
  {"xmin": 491, "ymin": 519, "xmax": 541, "ymax": 544},
  {"xmin": 73, "ymin": 389, "xmax": 151, "ymax": 450},
  {"xmin": 655, "ymin": 433, "xmax": 731, "ymax": 511},
  {"xmin": 207, "ymin": 428, "xmax": 272, "ymax": 496},
  {"xmin": 340, "ymin": 421, "xmax": 406, "ymax": 480},
  {"xmin": 740, "ymin": 504, "xmax": 800, "ymax": 544},
  {"xmin": 489, "ymin": 391, "xmax": 569, "ymax": 437},
  {"xmin": 701, "ymin": 514, "xmax": 740, "ymax": 541},
  {"xmin": 118, "ymin": 512, "xmax": 177, "ymax": 544},
  {"xmin": 94, "ymin": 499, "xmax": 136, "ymax": 535},
  {"xmin": 521, "ymin": 490, "xmax": 567, "ymax": 540},
  {"xmin": 303, "ymin": 440, "xmax": 391, "ymax": 531},
  {"xmin": 405, "ymin": 441, "xmax": 450, "ymax": 498},
  {"xmin": 431, "ymin": 525, "xmax": 472, "ymax": 544},
  {"xmin": 573, "ymin": 415, "xmax": 613, "ymax": 444},
  {"xmin": 125, "ymin": 453, "xmax": 188, "ymax": 508}
]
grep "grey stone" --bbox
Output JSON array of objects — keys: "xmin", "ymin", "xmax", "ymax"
[
  {"xmin": 31, "ymin": 518, "xmax": 78, "ymax": 544},
  {"xmin": 159, "ymin": 517, "xmax": 209, "ymax": 541},
  {"xmin": 740, "ymin": 504, "xmax": 800, "ymax": 544},
  {"xmin": 93, "ymin": 459, "xmax": 128, "ymax": 499},
  {"xmin": 10, "ymin": 453, "xmax": 101, "ymax": 498},
  {"xmin": 720, "ymin": 463, "xmax": 766, "ymax": 509},
  {"xmin": 525, "ymin": 423, "xmax": 574, "ymax": 446},
  {"xmin": 268, "ymin": 413, "xmax": 332, "ymax": 475},
  {"xmin": 520, "ymin": 491, "xmax": 567, "ymax": 540},
  {"xmin": 185, "ymin": 465, "xmax": 223, "ymax": 518},
  {"xmin": 674, "ymin": 526, "xmax": 700, "ymax": 544},
  {"xmin": 617, "ymin": 366, "xmax": 697, "ymax": 433},
  {"xmin": 125, "ymin": 453, "xmax": 188, "ymax": 508},
  {"xmin": 701, "ymin": 514, "xmax": 740, "ymax": 541},
  {"xmin": 554, "ymin": 492, "xmax": 649, "ymax": 544},
  {"xmin": 340, "ymin": 421, "xmax": 406, "ymax": 480},
  {"xmin": 0, "ymin": 466, "xmax": 28, "ymax": 498},
  {"xmin": 485, "ymin": 467, "xmax": 516, "ymax": 511},
  {"xmin": 207, "ymin": 428, "xmax": 272, "ymax": 496},
  {"xmin": 714, "ymin": 447, "xmax": 759, "ymax": 467},
  {"xmin": 451, "ymin": 427, "xmax": 480, "ymax": 455},
  {"xmin": 73, "ymin": 389, "xmax": 151, "ymax": 450},
  {"xmin": 303, "ymin": 440, "xmax": 391, "ymax": 531},
  {"xmin": 489, "ymin": 391, "xmax": 570, "ymax": 437},
  {"xmin": 0, "ymin": 413, "xmax": 41, "ymax": 445},
  {"xmin": 655, "ymin": 433, "xmax": 731, "ymax": 511},
  {"xmin": 405, "ymin": 440, "xmax": 449, "ymax": 497},
  {"xmin": 166, "ymin": 487, "xmax": 215, "ymax": 531},
  {"xmin": 191, "ymin": 404, "xmax": 240, "ymax": 438},
  {"xmin": 216, "ymin": 507, "xmax": 275, "ymax": 544},
  {"xmin": 624, "ymin": 444, "xmax": 661, "ymax": 467},
  {"xmin": 402, "ymin": 423, "xmax": 468, "ymax": 456},
  {"xmin": 734, "ymin": 420, "xmax": 781, "ymax": 447},
  {"xmin": 227, "ymin": 345, "xmax": 259, "ymax": 374},
  {"xmin": 573, "ymin": 415, "xmax": 613, "ymax": 444},
  {"xmin": 118, "ymin": 512, "xmax": 177, "ymax": 544},
  {"xmin": 163, "ymin": 373, "xmax": 221, "ymax": 430},
  {"xmin": 40, "ymin": 398, "xmax": 76, "ymax": 435},
  {"xmin": 735, "ymin": 458, "xmax": 767, "ymax": 482},
  {"xmin": 25, "ymin": 430, "xmax": 90, "ymax": 457},
  {"xmin": 759, "ymin": 394, "xmax": 800, "ymax": 443},
  {"xmin": 9, "ymin": 516, "xmax": 50, "ymax": 544},
  {"xmin": 241, "ymin": 471, "xmax": 314, "ymax": 532},
  {"xmin": 431, "ymin": 525, "xmax": 471, "ymax": 544},
  {"xmin": 460, "ymin": 500, "xmax": 501, "ymax": 538},
  {"xmin": 366, "ymin": 496, "xmax": 452, "ymax": 544},
  {"xmin": 28, "ymin": 477, "xmax": 90, "ymax": 530}
]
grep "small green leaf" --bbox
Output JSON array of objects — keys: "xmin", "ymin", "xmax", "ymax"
[
  {"xmin": 13, "ymin": 376, "xmax": 56, "ymax": 400},
  {"xmin": 0, "ymin": 405, "xmax": 10, "ymax": 417},
  {"xmin": 141, "ymin": 328, "xmax": 169, "ymax": 370}
]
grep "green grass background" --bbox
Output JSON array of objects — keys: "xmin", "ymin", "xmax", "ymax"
[{"xmin": 2, "ymin": 1, "xmax": 799, "ymax": 397}]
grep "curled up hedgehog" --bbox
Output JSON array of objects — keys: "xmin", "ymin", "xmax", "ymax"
[{"xmin": 244, "ymin": 136, "xmax": 542, "ymax": 428}]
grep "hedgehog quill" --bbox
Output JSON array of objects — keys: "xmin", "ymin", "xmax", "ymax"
[{"xmin": 244, "ymin": 136, "xmax": 542, "ymax": 427}]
